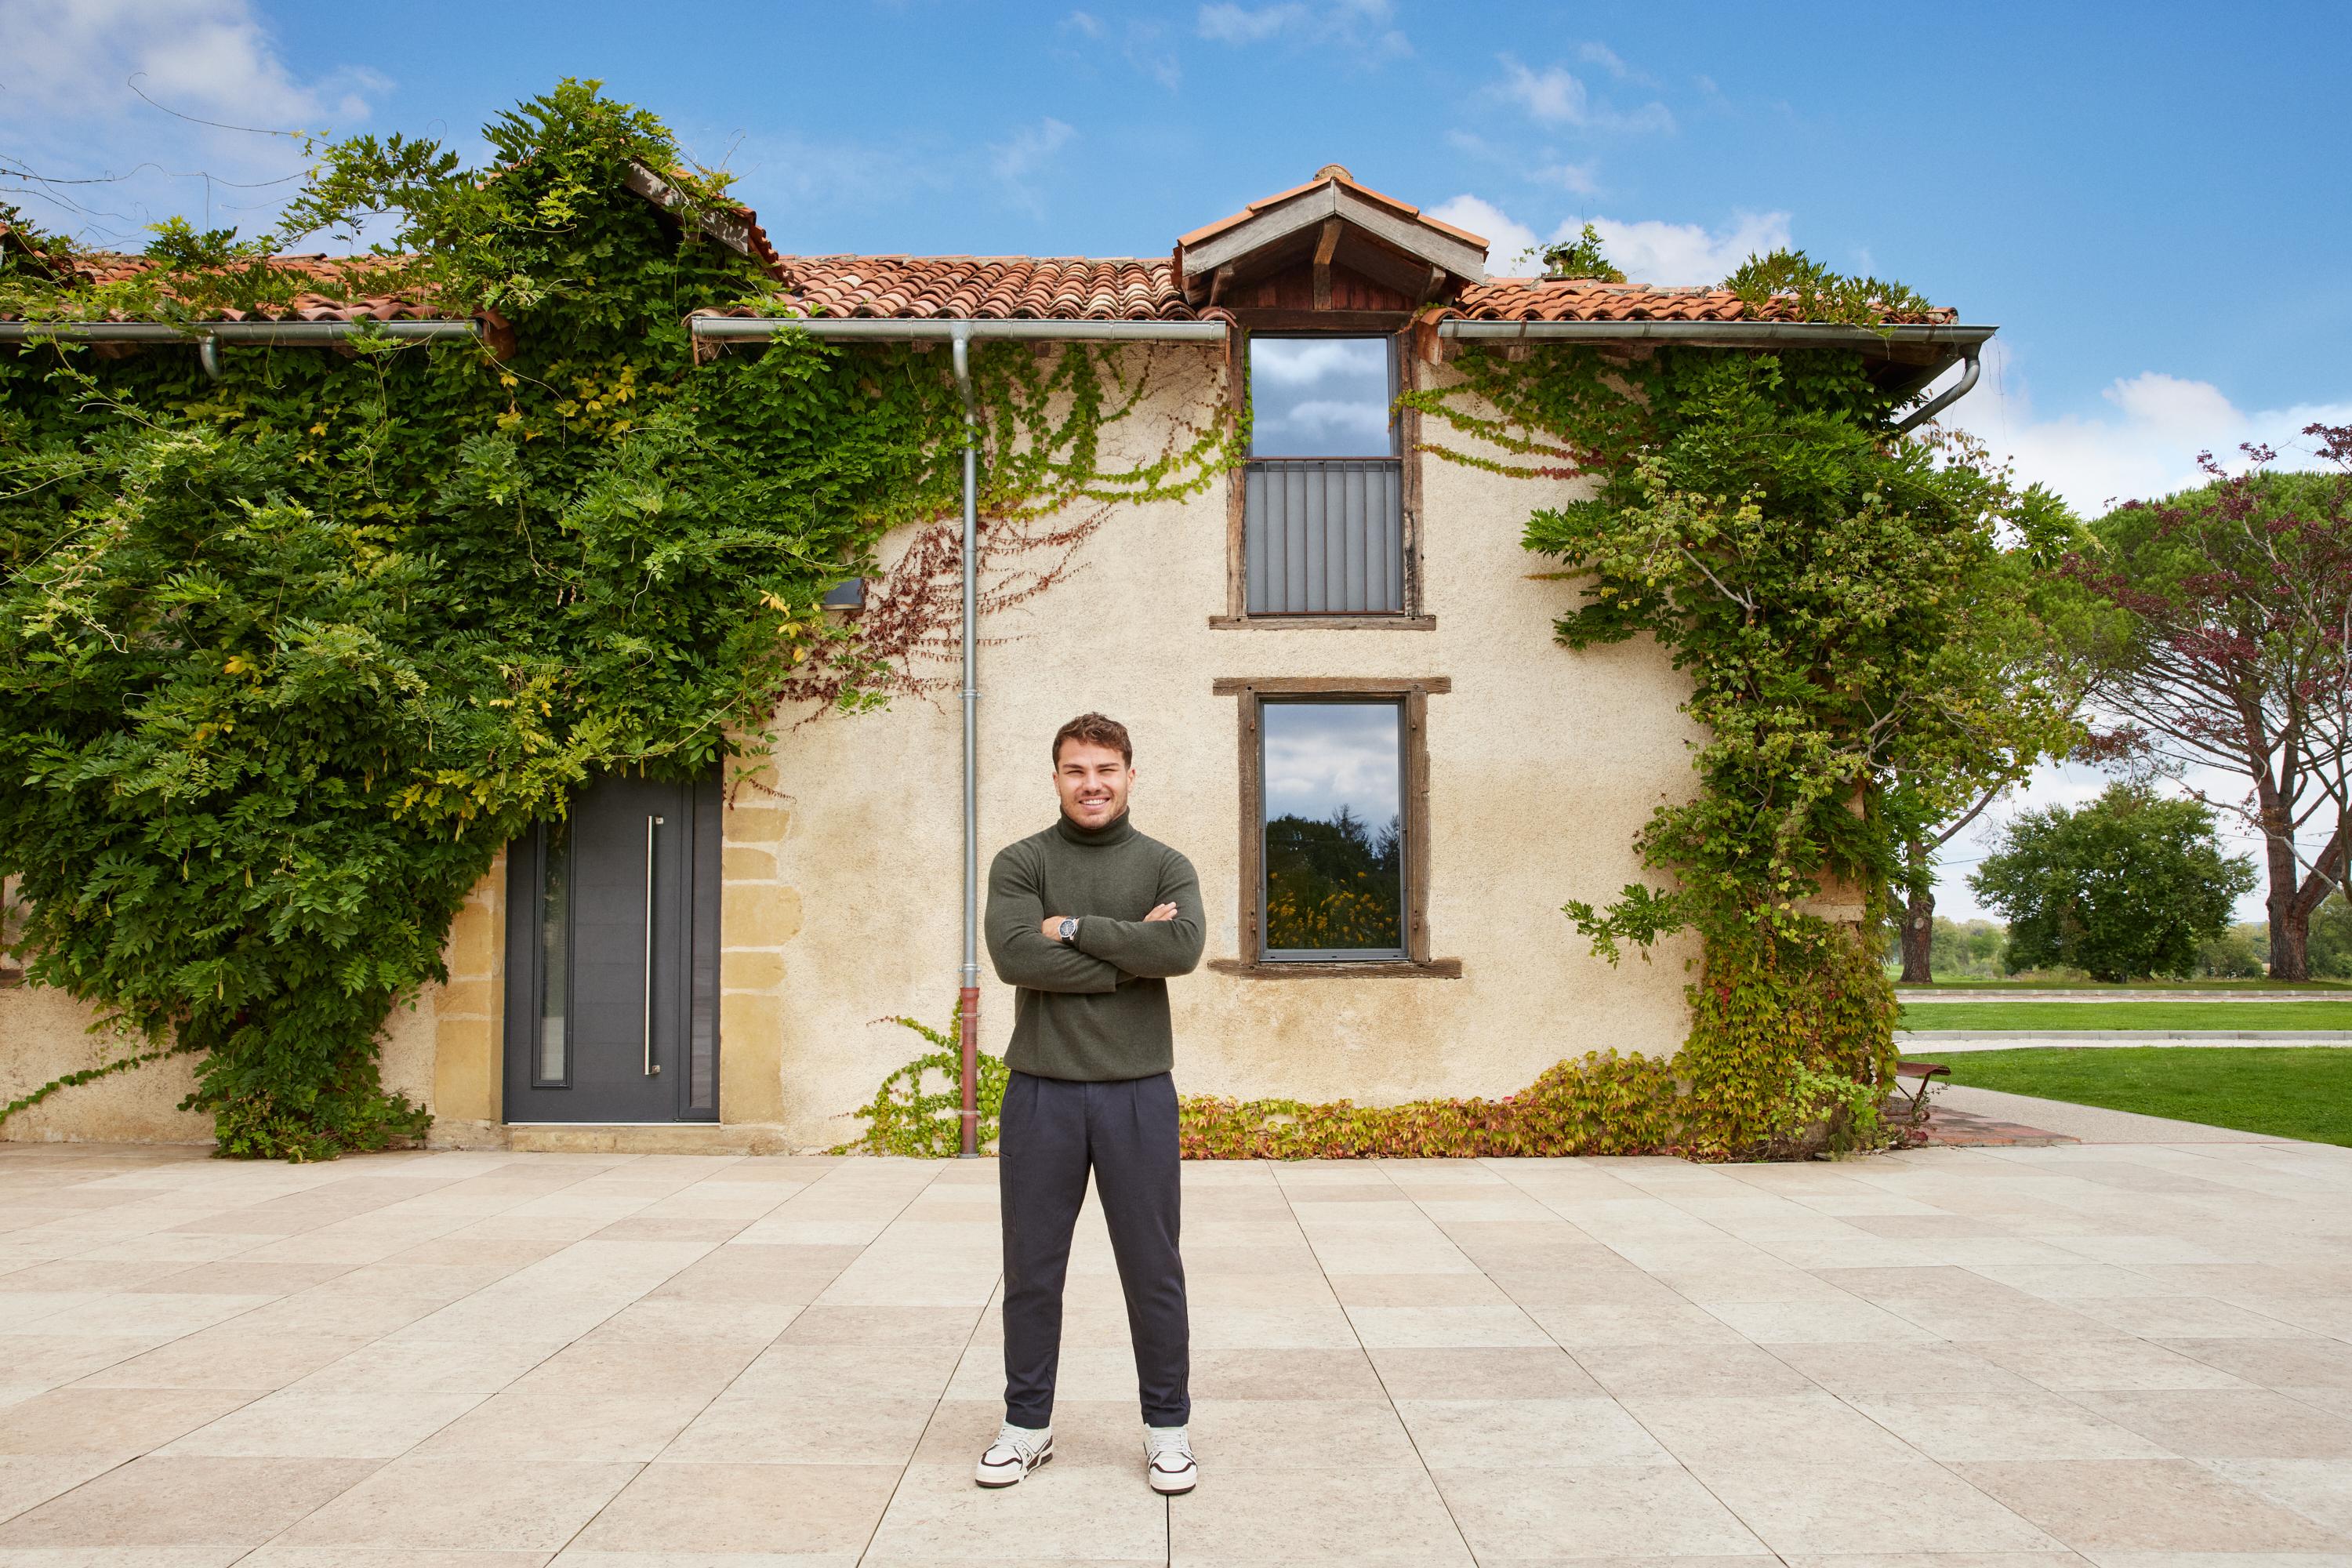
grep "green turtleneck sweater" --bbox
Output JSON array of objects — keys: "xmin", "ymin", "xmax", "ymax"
[{"xmin": 984, "ymin": 811, "xmax": 1206, "ymax": 1082}]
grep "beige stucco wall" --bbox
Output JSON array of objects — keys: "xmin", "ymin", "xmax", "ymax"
[
  {"xmin": 735, "ymin": 343, "xmax": 1705, "ymax": 1147},
  {"xmin": 0, "ymin": 342, "xmax": 1704, "ymax": 1149},
  {"xmin": 1, "ymin": 857, "xmax": 503, "ymax": 1149},
  {"xmin": 0, "ymin": 986, "xmax": 210, "ymax": 1144}
]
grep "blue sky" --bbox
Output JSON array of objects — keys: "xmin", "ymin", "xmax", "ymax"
[{"xmin": 7, "ymin": 0, "xmax": 2346, "ymax": 919}]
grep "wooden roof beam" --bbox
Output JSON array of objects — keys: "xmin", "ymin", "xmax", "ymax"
[{"xmin": 1311, "ymin": 218, "xmax": 1341, "ymax": 311}]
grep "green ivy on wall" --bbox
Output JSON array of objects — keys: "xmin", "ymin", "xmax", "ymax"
[
  {"xmin": 1388, "ymin": 312, "xmax": 2074, "ymax": 1157},
  {"xmin": 0, "ymin": 81, "xmax": 1237, "ymax": 1159}
]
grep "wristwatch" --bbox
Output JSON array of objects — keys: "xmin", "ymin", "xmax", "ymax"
[{"xmin": 1056, "ymin": 917, "xmax": 1080, "ymax": 944}]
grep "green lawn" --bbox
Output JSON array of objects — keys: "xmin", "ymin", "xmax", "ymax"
[
  {"xmin": 1900, "ymin": 1001, "xmax": 2352, "ymax": 1032},
  {"xmin": 1937, "ymin": 1046, "xmax": 2352, "ymax": 1146},
  {"xmin": 1894, "ymin": 978, "xmax": 2349, "ymax": 992}
]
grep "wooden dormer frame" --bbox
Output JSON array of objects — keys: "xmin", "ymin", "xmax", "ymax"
[{"xmin": 1176, "ymin": 169, "xmax": 1488, "ymax": 310}]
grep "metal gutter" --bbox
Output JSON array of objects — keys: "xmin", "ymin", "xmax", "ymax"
[
  {"xmin": 0, "ymin": 320, "xmax": 481, "ymax": 344},
  {"xmin": 689, "ymin": 316, "xmax": 1229, "ymax": 344},
  {"xmin": 1434, "ymin": 318, "xmax": 1995, "ymax": 351},
  {"xmin": 0, "ymin": 319, "xmax": 484, "ymax": 383},
  {"xmin": 1433, "ymin": 318, "xmax": 1994, "ymax": 431},
  {"xmin": 950, "ymin": 325, "xmax": 982, "ymax": 1160}
]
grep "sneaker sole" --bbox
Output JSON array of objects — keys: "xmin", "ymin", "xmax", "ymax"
[
  {"xmin": 975, "ymin": 1449, "xmax": 1052, "ymax": 1489},
  {"xmin": 1149, "ymin": 1469, "xmax": 1196, "ymax": 1495}
]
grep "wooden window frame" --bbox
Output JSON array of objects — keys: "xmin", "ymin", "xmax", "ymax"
[
  {"xmin": 1210, "ymin": 676, "xmax": 1461, "ymax": 979},
  {"xmin": 1213, "ymin": 324, "xmax": 1434, "ymax": 631}
]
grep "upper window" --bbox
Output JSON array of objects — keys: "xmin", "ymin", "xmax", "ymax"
[
  {"xmin": 1248, "ymin": 336, "xmax": 1396, "ymax": 457},
  {"xmin": 1260, "ymin": 699, "xmax": 1406, "ymax": 960},
  {"xmin": 1243, "ymin": 335, "xmax": 1405, "ymax": 616}
]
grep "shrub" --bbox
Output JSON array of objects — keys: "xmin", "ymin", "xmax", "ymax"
[
  {"xmin": 830, "ymin": 1007, "xmax": 1008, "ymax": 1157},
  {"xmin": 1969, "ymin": 783, "xmax": 2256, "ymax": 981}
]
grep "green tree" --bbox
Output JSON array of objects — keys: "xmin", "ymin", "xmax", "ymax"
[
  {"xmin": 1884, "ymin": 536, "xmax": 2086, "ymax": 982},
  {"xmin": 1969, "ymin": 784, "xmax": 2257, "ymax": 982},
  {"xmin": 1928, "ymin": 917, "xmax": 2009, "ymax": 980},
  {"xmin": 2061, "ymin": 443, "xmax": 2352, "ymax": 979},
  {"xmin": 2196, "ymin": 923, "xmax": 2268, "ymax": 978},
  {"xmin": 2310, "ymin": 894, "xmax": 2352, "ymax": 978}
]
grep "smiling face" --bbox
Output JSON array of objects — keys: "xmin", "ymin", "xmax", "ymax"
[{"xmin": 1054, "ymin": 737, "xmax": 1134, "ymax": 829}]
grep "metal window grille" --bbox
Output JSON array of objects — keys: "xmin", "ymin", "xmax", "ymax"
[{"xmin": 1243, "ymin": 457, "xmax": 1405, "ymax": 615}]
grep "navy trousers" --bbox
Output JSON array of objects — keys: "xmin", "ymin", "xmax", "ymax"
[{"xmin": 999, "ymin": 1069, "xmax": 1191, "ymax": 1428}]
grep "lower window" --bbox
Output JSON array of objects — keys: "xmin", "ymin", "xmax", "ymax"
[{"xmin": 1260, "ymin": 699, "xmax": 1407, "ymax": 960}]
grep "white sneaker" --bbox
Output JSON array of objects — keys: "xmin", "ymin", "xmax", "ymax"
[
  {"xmin": 1145, "ymin": 1425, "xmax": 1196, "ymax": 1494},
  {"xmin": 975, "ymin": 1421, "xmax": 1052, "ymax": 1488}
]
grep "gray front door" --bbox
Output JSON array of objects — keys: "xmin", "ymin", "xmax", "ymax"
[{"xmin": 503, "ymin": 772, "xmax": 720, "ymax": 1123}]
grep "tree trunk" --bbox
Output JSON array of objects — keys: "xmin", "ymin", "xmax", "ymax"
[
  {"xmin": 1899, "ymin": 837, "xmax": 1935, "ymax": 984},
  {"xmin": 2267, "ymin": 835, "xmax": 2311, "ymax": 981}
]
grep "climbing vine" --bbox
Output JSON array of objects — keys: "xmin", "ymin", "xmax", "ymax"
[
  {"xmin": 0, "ymin": 81, "xmax": 1236, "ymax": 1157},
  {"xmin": 1391, "ymin": 270, "xmax": 2075, "ymax": 1156}
]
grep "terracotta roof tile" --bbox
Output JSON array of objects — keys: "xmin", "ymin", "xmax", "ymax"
[
  {"xmin": 758, "ymin": 256, "xmax": 1204, "ymax": 321},
  {"xmin": 1454, "ymin": 277, "xmax": 1956, "ymax": 325},
  {"xmin": 2, "ymin": 250, "xmax": 454, "ymax": 323}
]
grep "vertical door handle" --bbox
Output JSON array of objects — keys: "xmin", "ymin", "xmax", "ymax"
[{"xmin": 644, "ymin": 815, "xmax": 664, "ymax": 1076}]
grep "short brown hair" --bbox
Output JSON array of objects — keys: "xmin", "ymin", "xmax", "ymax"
[{"xmin": 1052, "ymin": 711, "xmax": 1132, "ymax": 768}]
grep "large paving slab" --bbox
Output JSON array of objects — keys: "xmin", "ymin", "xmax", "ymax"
[{"xmin": 0, "ymin": 1134, "xmax": 2348, "ymax": 1565}]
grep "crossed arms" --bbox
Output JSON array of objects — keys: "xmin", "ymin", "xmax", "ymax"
[{"xmin": 985, "ymin": 848, "xmax": 1207, "ymax": 993}]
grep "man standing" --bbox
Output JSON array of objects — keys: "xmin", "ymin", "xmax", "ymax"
[{"xmin": 975, "ymin": 711, "xmax": 1205, "ymax": 1496}]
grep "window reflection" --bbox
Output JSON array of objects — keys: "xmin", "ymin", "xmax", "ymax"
[
  {"xmin": 1261, "ymin": 701, "xmax": 1404, "ymax": 956},
  {"xmin": 1248, "ymin": 336, "xmax": 1395, "ymax": 458},
  {"xmin": 537, "ymin": 818, "xmax": 570, "ymax": 1083}
]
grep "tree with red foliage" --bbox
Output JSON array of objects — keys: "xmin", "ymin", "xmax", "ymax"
[{"xmin": 2063, "ymin": 426, "xmax": 2352, "ymax": 980}]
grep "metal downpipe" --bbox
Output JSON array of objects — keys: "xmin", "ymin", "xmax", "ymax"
[
  {"xmin": 1890, "ymin": 345, "xmax": 1983, "ymax": 434},
  {"xmin": 953, "ymin": 326, "xmax": 982, "ymax": 1159}
]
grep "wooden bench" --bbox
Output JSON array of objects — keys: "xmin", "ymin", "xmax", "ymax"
[{"xmin": 1891, "ymin": 1060, "xmax": 1951, "ymax": 1123}]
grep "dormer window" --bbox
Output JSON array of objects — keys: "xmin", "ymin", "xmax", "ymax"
[
  {"xmin": 1243, "ymin": 335, "xmax": 1403, "ymax": 616},
  {"xmin": 1186, "ymin": 166, "xmax": 1484, "ymax": 631}
]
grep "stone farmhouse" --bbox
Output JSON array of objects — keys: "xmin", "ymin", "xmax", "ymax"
[{"xmin": 0, "ymin": 166, "xmax": 1989, "ymax": 1150}]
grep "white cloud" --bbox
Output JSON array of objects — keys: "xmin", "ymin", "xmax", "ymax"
[
  {"xmin": 1425, "ymin": 195, "xmax": 1788, "ymax": 284},
  {"xmin": 1492, "ymin": 55, "xmax": 1672, "ymax": 134},
  {"xmin": 1196, "ymin": 0, "xmax": 1407, "ymax": 60},
  {"xmin": 1427, "ymin": 194, "xmax": 1540, "ymax": 270},
  {"xmin": 1061, "ymin": 10, "xmax": 1181, "ymax": 89},
  {"xmin": 0, "ymin": 0, "xmax": 386, "ymax": 242},
  {"xmin": 1585, "ymin": 211, "xmax": 1791, "ymax": 285},
  {"xmin": 988, "ymin": 118, "xmax": 1077, "ymax": 216},
  {"xmin": 1535, "ymin": 160, "xmax": 1600, "ymax": 197},
  {"xmin": 1577, "ymin": 42, "xmax": 1633, "ymax": 78},
  {"xmin": 1955, "ymin": 341, "xmax": 2352, "ymax": 516},
  {"xmin": 1198, "ymin": 2, "xmax": 1302, "ymax": 42},
  {"xmin": 727, "ymin": 130, "xmax": 943, "ymax": 216}
]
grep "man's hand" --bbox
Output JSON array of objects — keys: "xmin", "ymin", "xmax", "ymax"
[{"xmin": 1143, "ymin": 902, "xmax": 1178, "ymax": 923}]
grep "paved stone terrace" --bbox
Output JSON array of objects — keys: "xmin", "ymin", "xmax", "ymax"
[{"xmin": 2, "ymin": 1138, "xmax": 2350, "ymax": 1566}]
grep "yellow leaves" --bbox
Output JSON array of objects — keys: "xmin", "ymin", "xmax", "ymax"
[{"xmin": 222, "ymin": 655, "xmax": 252, "ymax": 676}]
